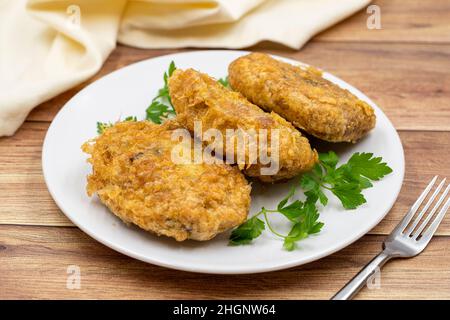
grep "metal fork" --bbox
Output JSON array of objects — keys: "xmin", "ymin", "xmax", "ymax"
[{"xmin": 332, "ymin": 176, "xmax": 450, "ymax": 300}]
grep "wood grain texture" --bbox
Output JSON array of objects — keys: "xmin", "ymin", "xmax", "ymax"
[
  {"xmin": 1, "ymin": 225, "xmax": 449, "ymax": 300},
  {"xmin": 315, "ymin": 0, "xmax": 450, "ymax": 44},
  {"xmin": 0, "ymin": 122, "xmax": 70, "ymax": 226},
  {"xmin": 1, "ymin": 122, "xmax": 449, "ymax": 235},
  {"xmin": 27, "ymin": 42, "xmax": 450, "ymax": 131}
]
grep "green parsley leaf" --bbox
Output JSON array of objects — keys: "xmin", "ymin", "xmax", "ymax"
[
  {"xmin": 146, "ymin": 101, "xmax": 175, "ymax": 124},
  {"xmin": 331, "ymin": 182, "xmax": 366, "ymax": 209},
  {"xmin": 276, "ymin": 185, "xmax": 319, "ymax": 222},
  {"xmin": 336, "ymin": 165, "xmax": 373, "ymax": 190},
  {"xmin": 168, "ymin": 61, "xmax": 176, "ymax": 77},
  {"xmin": 345, "ymin": 152, "xmax": 393, "ymax": 181},
  {"xmin": 319, "ymin": 151, "xmax": 339, "ymax": 169},
  {"xmin": 283, "ymin": 223, "xmax": 308, "ymax": 251},
  {"xmin": 124, "ymin": 116, "xmax": 137, "ymax": 122},
  {"xmin": 300, "ymin": 151, "xmax": 392, "ymax": 210},
  {"xmin": 218, "ymin": 76, "xmax": 230, "ymax": 88},
  {"xmin": 96, "ymin": 121, "xmax": 112, "ymax": 134},
  {"xmin": 316, "ymin": 189, "xmax": 328, "ymax": 206},
  {"xmin": 278, "ymin": 200, "xmax": 304, "ymax": 222},
  {"xmin": 230, "ymin": 183, "xmax": 324, "ymax": 250},
  {"xmin": 229, "ymin": 216, "xmax": 265, "ymax": 245},
  {"xmin": 146, "ymin": 61, "xmax": 177, "ymax": 124},
  {"xmin": 277, "ymin": 185, "xmax": 296, "ymax": 210},
  {"xmin": 301, "ymin": 202, "xmax": 322, "ymax": 232},
  {"xmin": 283, "ymin": 202, "xmax": 323, "ymax": 251},
  {"xmin": 300, "ymin": 172, "xmax": 319, "ymax": 191},
  {"xmin": 300, "ymin": 169, "xmax": 329, "ymax": 206}
]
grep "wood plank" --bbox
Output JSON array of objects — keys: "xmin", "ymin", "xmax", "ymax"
[
  {"xmin": 315, "ymin": 0, "xmax": 450, "ymax": 43},
  {"xmin": 26, "ymin": 43, "xmax": 450, "ymax": 131},
  {"xmin": 1, "ymin": 225, "xmax": 449, "ymax": 299},
  {"xmin": 0, "ymin": 122, "xmax": 71, "ymax": 226},
  {"xmin": 2, "ymin": 0, "xmax": 449, "ymax": 300},
  {"xmin": 371, "ymin": 130, "xmax": 450, "ymax": 234},
  {"xmin": 0, "ymin": 122, "xmax": 449, "ymax": 235}
]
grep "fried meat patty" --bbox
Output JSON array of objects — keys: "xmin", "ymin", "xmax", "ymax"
[
  {"xmin": 228, "ymin": 53, "xmax": 376, "ymax": 143},
  {"xmin": 168, "ymin": 68, "xmax": 318, "ymax": 182},
  {"xmin": 82, "ymin": 120, "xmax": 251, "ymax": 241}
]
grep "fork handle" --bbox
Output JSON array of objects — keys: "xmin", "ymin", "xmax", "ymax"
[{"xmin": 331, "ymin": 251, "xmax": 392, "ymax": 300}]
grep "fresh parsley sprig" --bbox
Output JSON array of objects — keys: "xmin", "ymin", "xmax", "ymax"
[
  {"xmin": 300, "ymin": 151, "xmax": 393, "ymax": 209},
  {"xmin": 229, "ymin": 151, "xmax": 392, "ymax": 250},
  {"xmin": 230, "ymin": 185, "xmax": 324, "ymax": 251},
  {"xmin": 145, "ymin": 61, "xmax": 177, "ymax": 124}
]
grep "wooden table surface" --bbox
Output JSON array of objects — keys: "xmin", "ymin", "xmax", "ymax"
[{"xmin": 1, "ymin": 0, "xmax": 450, "ymax": 299}]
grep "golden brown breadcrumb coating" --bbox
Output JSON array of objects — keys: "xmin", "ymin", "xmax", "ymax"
[
  {"xmin": 168, "ymin": 68, "xmax": 318, "ymax": 183},
  {"xmin": 82, "ymin": 120, "xmax": 251, "ymax": 241},
  {"xmin": 228, "ymin": 53, "xmax": 376, "ymax": 143}
]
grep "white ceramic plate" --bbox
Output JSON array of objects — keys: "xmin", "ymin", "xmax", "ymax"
[{"xmin": 42, "ymin": 50, "xmax": 404, "ymax": 274}]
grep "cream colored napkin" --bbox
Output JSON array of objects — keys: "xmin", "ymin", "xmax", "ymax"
[{"xmin": 0, "ymin": 0, "xmax": 370, "ymax": 136}]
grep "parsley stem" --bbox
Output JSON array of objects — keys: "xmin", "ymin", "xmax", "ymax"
[
  {"xmin": 254, "ymin": 209, "xmax": 265, "ymax": 218},
  {"xmin": 263, "ymin": 211, "xmax": 287, "ymax": 238}
]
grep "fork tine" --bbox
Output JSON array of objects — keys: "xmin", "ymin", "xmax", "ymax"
[
  {"xmin": 413, "ymin": 183, "xmax": 450, "ymax": 239},
  {"xmin": 405, "ymin": 178, "xmax": 446, "ymax": 236},
  {"xmin": 419, "ymin": 192, "xmax": 450, "ymax": 243},
  {"xmin": 392, "ymin": 176, "xmax": 437, "ymax": 235}
]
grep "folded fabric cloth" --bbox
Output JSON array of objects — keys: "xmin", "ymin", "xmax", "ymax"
[{"xmin": 0, "ymin": 0, "xmax": 370, "ymax": 136}]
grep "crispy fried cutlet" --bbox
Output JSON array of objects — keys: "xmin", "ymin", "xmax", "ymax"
[
  {"xmin": 228, "ymin": 53, "xmax": 376, "ymax": 143},
  {"xmin": 82, "ymin": 120, "xmax": 251, "ymax": 241},
  {"xmin": 168, "ymin": 68, "xmax": 318, "ymax": 183}
]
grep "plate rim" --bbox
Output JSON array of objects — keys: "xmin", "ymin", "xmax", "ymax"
[{"xmin": 42, "ymin": 49, "xmax": 405, "ymax": 274}]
